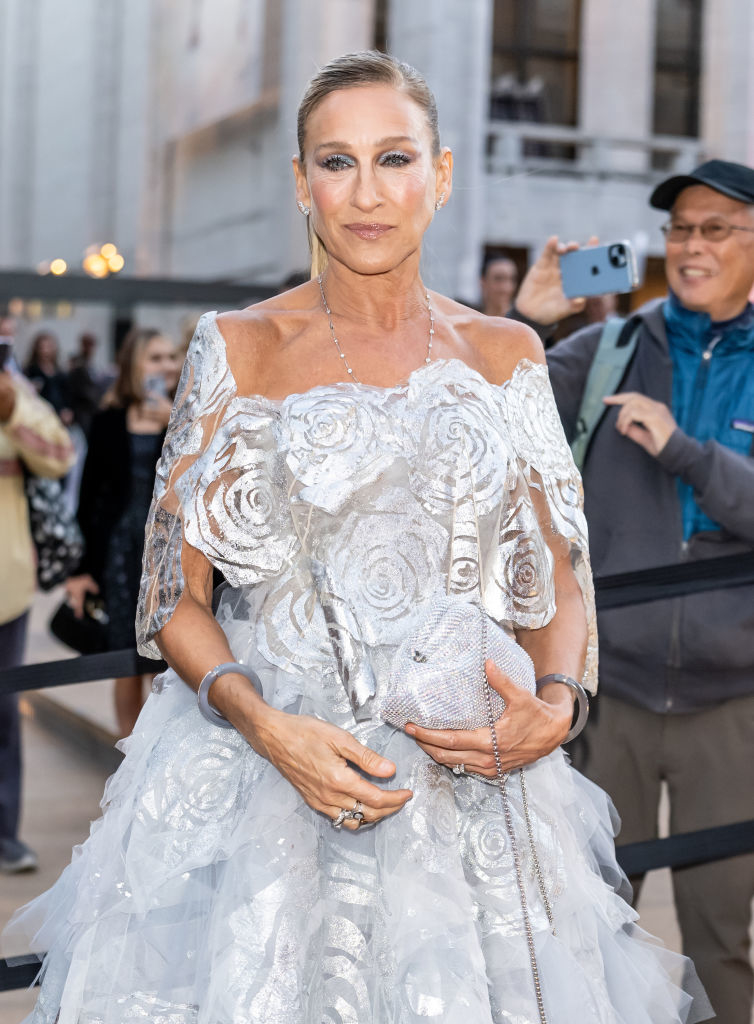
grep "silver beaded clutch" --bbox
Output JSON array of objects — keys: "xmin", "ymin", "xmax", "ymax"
[{"xmin": 379, "ymin": 596, "xmax": 536, "ymax": 731}]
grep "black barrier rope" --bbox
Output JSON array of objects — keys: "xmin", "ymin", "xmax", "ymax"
[
  {"xmin": 616, "ymin": 818, "xmax": 754, "ymax": 876},
  {"xmin": 594, "ymin": 550, "xmax": 754, "ymax": 610},
  {"xmin": 0, "ymin": 648, "xmax": 167, "ymax": 696},
  {"xmin": 2, "ymin": 816, "xmax": 753, "ymax": 992},
  {"xmin": 0, "ymin": 954, "xmax": 41, "ymax": 992},
  {"xmin": 3, "ymin": 552, "xmax": 754, "ymax": 698}
]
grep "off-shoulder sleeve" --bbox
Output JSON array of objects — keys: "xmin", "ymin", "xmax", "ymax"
[
  {"xmin": 136, "ymin": 313, "xmax": 299, "ymax": 657},
  {"xmin": 486, "ymin": 360, "xmax": 598, "ymax": 694},
  {"xmin": 136, "ymin": 313, "xmax": 236, "ymax": 656}
]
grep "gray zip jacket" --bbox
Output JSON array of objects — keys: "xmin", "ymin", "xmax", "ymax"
[{"xmin": 544, "ymin": 298, "xmax": 754, "ymax": 713}]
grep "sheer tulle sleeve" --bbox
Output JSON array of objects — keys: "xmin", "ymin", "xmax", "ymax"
[
  {"xmin": 486, "ymin": 360, "xmax": 598, "ymax": 693},
  {"xmin": 136, "ymin": 313, "xmax": 296, "ymax": 658},
  {"xmin": 136, "ymin": 313, "xmax": 236, "ymax": 656}
]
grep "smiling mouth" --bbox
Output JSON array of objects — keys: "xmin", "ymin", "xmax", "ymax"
[{"xmin": 679, "ymin": 268, "xmax": 713, "ymax": 278}]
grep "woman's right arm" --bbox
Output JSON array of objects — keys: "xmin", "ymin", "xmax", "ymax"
[
  {"xmin": 155, "ymin": 541, "xmax": 413, "ymax": 830},
  {"xmin": 144, "ymin": 313, "xmax": 411, "ymax": 827}
]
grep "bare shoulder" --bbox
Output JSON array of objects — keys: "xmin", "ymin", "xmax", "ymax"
[
  {"xmin": 215, "ymin": 282, "xmax": 320, "ymax": 392},
  {"xmin": 466, "ymin": 313, "xmax": 545, "ymax": 383},
  {"xmin": 433, "ymin": 295, "xmax": 545, "ymax": 386}
]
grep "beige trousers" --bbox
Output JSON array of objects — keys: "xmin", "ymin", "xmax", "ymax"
[{"xmin": 585, "ymin": 692, "xmax": 754, "ymax": 1024}]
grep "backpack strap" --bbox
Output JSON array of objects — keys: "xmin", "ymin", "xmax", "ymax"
[{"xmin": 570, "ymin": 316, "xmax": 641, "ymax": 470}]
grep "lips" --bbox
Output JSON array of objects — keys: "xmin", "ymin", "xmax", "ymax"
[
  {"xmin": 679, "ymin": 267, "xmax": 713, "ymax": 278},
  {"xmin": 345, "ymin": 223, "xmax": 393, "ymax": 240}
]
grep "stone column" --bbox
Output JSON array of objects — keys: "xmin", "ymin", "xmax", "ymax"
[
  {"xmin": 579, "ymin": 0, "xmax": 657, "ymax": 171},
  {"xmin": 2, "ymin": 0, "xmax": 41, "ymax": 267},
  {"xmin": 387, "ymin": 0, "xmax": 494, "ymax": 302},
  {"xmin": 276, "ymin": 0, "xmax": 377, "ymax": 279},
  {"xmin": 701, "ymin": 0, "xmax": 754, "ymax": 164}
]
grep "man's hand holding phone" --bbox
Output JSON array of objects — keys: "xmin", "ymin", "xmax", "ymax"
[{"xmin": 515, "ymin": 235, "xmax": 599, "ymax": 327}]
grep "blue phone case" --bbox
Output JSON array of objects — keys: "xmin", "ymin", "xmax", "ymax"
[{"xmin": 560, "ymin": 242, "xmax": 638, "ymax": 298}]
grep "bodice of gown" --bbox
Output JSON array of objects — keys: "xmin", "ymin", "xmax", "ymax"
[{"xmin": 137, "ymin": 313, "xmax": 596, "ymax": 720}]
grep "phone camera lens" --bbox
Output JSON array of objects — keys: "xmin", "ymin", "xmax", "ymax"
[{"xmin": 609, "ymin": 244, "xmax": 627, "ymax": 268}]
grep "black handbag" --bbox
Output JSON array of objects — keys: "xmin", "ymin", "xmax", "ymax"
[
  {"xmin": 49, "ymin": 593, "xmax": 109, "ymax": 655},
  {"xmin": 25, "ymin": 475, "xmax": 84, "ymax": 590}
]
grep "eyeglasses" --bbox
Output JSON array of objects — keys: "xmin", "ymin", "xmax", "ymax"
[{"xmin": 661, "ymin": 219, "xmax": 754, "ymax": 244}]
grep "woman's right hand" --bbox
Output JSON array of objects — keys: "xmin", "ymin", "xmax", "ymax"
[
  {"xmin": 155, "ymin": 594, "xmax": 412, "ymax": 830},
  {"xmin": 64, "ymin": 574, "xmax": 99, "ymax": 618},
  {"xmin": 244, "ymin": 704, "xmax": 413, "ymax": 830}
]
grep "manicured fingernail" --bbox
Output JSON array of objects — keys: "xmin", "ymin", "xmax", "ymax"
[{"xmin": 404, "ymin": 724, "xmax": 416, "ymax": 736}]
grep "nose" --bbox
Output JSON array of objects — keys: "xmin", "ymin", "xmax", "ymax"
[
  {"xmin": 351, "ymin": 167, "xmax": 381, "ymax": 212},
  {"xmin": 682, "ymin": 225, "xmax": 706, "ymax": 255}
]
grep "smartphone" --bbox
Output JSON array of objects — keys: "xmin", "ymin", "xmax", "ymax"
[
  {"xmin": 143, "ymin": 373, "xmax": 168, "ymax": 405},
  {"xmin": 560, "ymin": 241, "xmax": 639, "ymax": 298}
]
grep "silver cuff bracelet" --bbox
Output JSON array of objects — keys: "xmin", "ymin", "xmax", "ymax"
[
  {"xmin": 197, "ymin": 661, "xmax": 263, "ymax": 729},
  {"xmin": 535, "ymin": 672, "xmax": 590, "ymax": 744}
]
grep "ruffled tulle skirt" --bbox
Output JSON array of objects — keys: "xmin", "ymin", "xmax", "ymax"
[{"xmin": 6, "ymin": 660, "xmax": 712, "ymax": 1024}]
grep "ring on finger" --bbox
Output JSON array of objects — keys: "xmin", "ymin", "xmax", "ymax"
[
  {"xmin": 452, "ymin": 763, "xmax": 465, "ymax": 776},
  {"xmin": 331, "ymin": 808, "xmax": 348, "ymax": 830},
  {"xmin": 350, "ymin": 799, "xmax": 365, "ymax": 823}
]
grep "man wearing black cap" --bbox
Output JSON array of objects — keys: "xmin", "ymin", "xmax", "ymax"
[{"xmin": 509, "ymin": 159, "xmax": 754, "ymax": 1022}]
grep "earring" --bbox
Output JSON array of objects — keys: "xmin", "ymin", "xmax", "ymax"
[
  {"xmin": 435, "ymin": 194, "xmax": 445, "ymax": 211},
  {"xmin": 297, "ymin": 200, "xmax": 310, "ymax": 216}
]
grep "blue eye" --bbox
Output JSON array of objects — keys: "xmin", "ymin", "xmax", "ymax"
[
  {"xmin": 321, "ymin": 154, "xmax": 355, "ymax": 171},
  {"xmin": 380, "ymin": 151, "xmax": 411, "ymax": 167}
]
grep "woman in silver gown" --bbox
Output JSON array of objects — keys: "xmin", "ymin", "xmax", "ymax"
[{"xmin": 8, "ymin": 51, "xmax": 711, "ymax": 1023}]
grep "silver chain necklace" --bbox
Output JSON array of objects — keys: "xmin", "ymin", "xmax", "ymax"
[{"xmin": 317, "ymin": 273, "xmax": 434, "ymax": 385}]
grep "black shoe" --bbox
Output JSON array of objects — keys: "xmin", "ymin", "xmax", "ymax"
[{"xmin": 0, "ymin": 837, "xmax": 39, "ymax": 873}]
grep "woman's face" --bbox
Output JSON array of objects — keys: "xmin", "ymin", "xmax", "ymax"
[
  {"xmin": 37, "ymin": 335, "xmax": 58, "ymax": 362},
  {"xmin": 294, "ymin": 85, "xmax": 452, "ymax": 276},
  {"xmin": 139, "ymin": 335, "xmax": 178, "ymax": 388}
]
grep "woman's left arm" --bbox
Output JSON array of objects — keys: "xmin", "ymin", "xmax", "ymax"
[
  {"xmin": 407, "ymin": 317, "xmax": 591, "ymax": 775},
  {"xmin": 406, "ymin": 550, "xmax": 587, "ymax": 775}
]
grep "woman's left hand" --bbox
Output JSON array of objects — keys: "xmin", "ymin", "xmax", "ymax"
[
  {"xmin": 64, "ymin": 573, "xmax": 100, "ymax": 618},
  {"xmin": 405, "ymin": 659, "xmax": 573, "ymax": 776}
]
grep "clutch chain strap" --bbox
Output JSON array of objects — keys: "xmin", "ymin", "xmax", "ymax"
[
  {"xmin": 519, "ymin": 769, "xmax": 555, "ymax": 930},
  {"xmin": 480, "ymin": 611, "xmax": 550, "ymax": 1024}
]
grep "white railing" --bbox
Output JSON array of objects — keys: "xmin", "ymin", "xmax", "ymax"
[{"xmin": 486, "ymin": 121, "xmax": 703, "ymax": 181}]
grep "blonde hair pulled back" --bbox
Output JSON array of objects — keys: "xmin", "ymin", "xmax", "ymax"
[{"xmin": 296, "ymin": 51, "xmax": 441, "ymax": 278}]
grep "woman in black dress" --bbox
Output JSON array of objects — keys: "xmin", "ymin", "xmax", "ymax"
[
  {"xmin": 23, "ymin": 331, "xmax": 71, "ymax": 421},
  {"xmin": 65, "ymin": 328, "xmax": 178, "ymax": 736}
]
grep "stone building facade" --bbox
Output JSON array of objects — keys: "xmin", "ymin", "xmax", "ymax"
[{"xmin": 0, "ymin": 0, "xmax": 752, "ymax": 350}]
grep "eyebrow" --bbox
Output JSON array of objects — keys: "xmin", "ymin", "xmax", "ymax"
[{"xmin": 314, "ymin": 135, "xmax": 420, "ymax": 154}]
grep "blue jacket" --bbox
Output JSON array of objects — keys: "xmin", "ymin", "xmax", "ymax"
[
  {"xmin": 545, "ymin": 298, "xmax": 754, "ymax": 713},
  {"xmin": 664, "ymin": 293, "xmax": 754, "ymax": 538}
]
